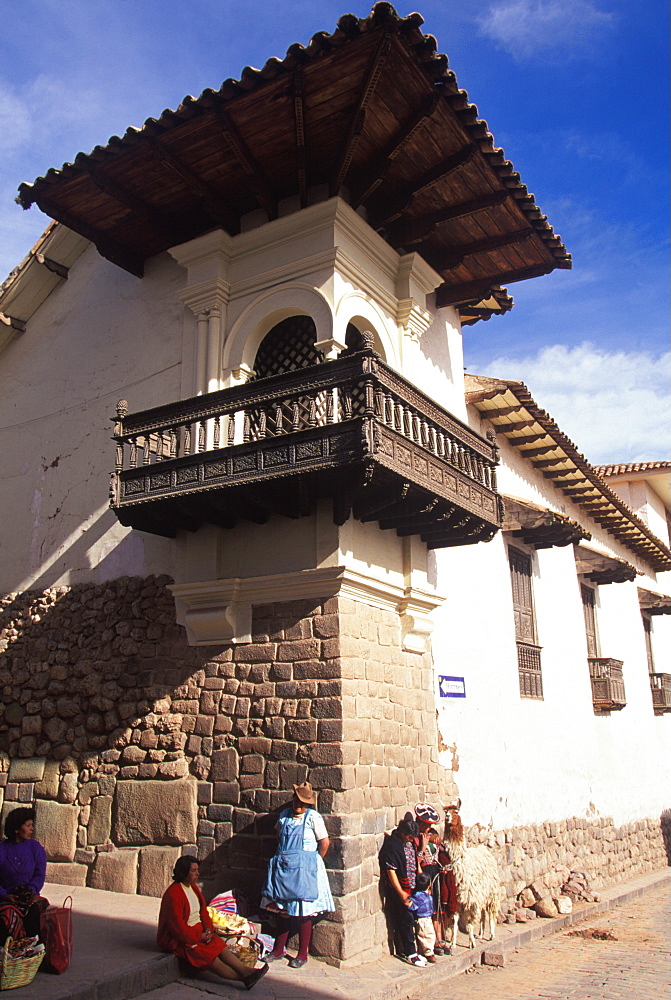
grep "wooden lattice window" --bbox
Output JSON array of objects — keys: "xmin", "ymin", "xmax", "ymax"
[
  {"xmin": 252, "ymin": 316, "xmax": 321, "ymax": 378},
  {"xmin": 249, "ymin": 316, "xmax": 322, "ymax": 439},
  {"xmin": 508, "ymin": 546, "xmax": 543, "ymax": 699},
  {"xmin": 581, "ymin": 584, "xmax": 600, "ymax": 658},
  {"xmin": 642, "ymin": 613, "xmax": 654, "ymax": 673}
]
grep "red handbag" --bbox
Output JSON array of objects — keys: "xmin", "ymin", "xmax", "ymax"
[{"xmin": 40, "ymin": 896, "xmax": 73, "ymax": 974}]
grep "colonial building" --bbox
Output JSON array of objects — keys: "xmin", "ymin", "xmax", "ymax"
[{"xmin": 1, "ymin": 4, "xmax": 668, "ymax": 966}]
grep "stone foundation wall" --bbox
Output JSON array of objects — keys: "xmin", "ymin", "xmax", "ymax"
[
  {"xmin": 0, "ymin": 576, "xmax": 457, "ymax": 964},
  {"xmin": 1, "ymin": 577, "xmax": 668, "ymax": 965},
  {"xmin": 471, "ymin": 812, "xmax": 670, "ymax": 914}
]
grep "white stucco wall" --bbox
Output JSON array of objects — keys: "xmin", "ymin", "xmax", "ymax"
[
  {"xmin": 431, "ymin": 424, "xmax": 671, "ymax": 831},
  {"xmin": 0, "ymin": 245, "xmax": 184, "ymax": 592}
]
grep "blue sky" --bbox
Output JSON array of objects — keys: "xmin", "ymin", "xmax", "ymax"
[{"xmin": 1, "ymin": 0, "xmax": 668, "ymax": 463}]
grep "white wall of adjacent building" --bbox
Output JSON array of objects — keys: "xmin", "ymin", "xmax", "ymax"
[{"xmin": 0, "ymin": 244, "xmax": 183, "ymax": 593}]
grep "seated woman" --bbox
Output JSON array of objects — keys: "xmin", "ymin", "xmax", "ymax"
[
  {"xmin": 157, "ymin": 856, "xmax": 268, "ymax": 991},
  {"xmin": 0, "ymin": 807, "xmax": 48, "ymax": 944}
]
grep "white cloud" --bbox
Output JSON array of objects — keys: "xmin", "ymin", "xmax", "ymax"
[
  {"xmin": 478, "ymin": 0, "xmax": 615, "ymax": 60},
  {"xmin": 471, "ymin": 343, "xmax": 670, "ymax": 464}
]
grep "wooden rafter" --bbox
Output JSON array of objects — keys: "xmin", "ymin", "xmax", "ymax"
[
  {"xmin": 86, "ymin": 165, "xmax": 186, "ymax": 245},
  {"xmin": 34, "ymin": 254, "xmax": 69, "ymax": 279},
  {"xmin": 145, "ymin": 137, "xmax": 238, "ymax": 232},
  {"xmin": 520, "ymin": 446, "xmax": 559, "ymax": 458},
  {"xmin": 436, "ymin": 263, "xmax": 554, "ymax": 308},
  {"xmin": 433, "ymin": 228, "xmax": 534, "ymax": 271},
  {"xmin": 534, "ymin": 457, "xmax": 568, "ymax": 469},
  {"xmin": 542, "ymin": 470, "xmax": 576, "ymax": 481},
  {"xmin": 293, "ymin": 67, "xmax": 308, "ymax": 208},
  {"xmin": 562, "ymin": 486, "xmax": 599, "ymax": 496},
  {"xmin": 387, "ymin": 190, "xmax": 509, "ymax": 247},
  {"xmin": 331, "ymin": 30, "xmax": 393, "ymax": 193},
  {"xmin": 351, "ymin": 88, "xmax": 443, "ymax": 208},
  {"xmin": 480, "ymin": 405, "xmax": 521, "ymax": 419},
  {"xmin": 214, "ymin": 104, "xmax": 276, "ymax": 218},
  {"xmin": 503, "ymin": 433, "xmax": 547, "ymax": 446},
  {"xmin": 371, "ymin": 144, "xmax": 478, "ymax": 228},
  {"xmin": 504, "ymin": 419, "xmax": 542, "ymax": 433},
  {"xmin": 33, "ymin": 198, "xmax": 144, "ymax": 277}
]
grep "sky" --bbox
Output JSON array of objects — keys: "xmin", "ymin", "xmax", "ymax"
[{"xmin": 1, "ymin": 0, "xmax": 668, "ymax": 465}]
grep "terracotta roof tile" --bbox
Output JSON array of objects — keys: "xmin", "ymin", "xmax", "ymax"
[{"xmin": 594, "ymin": 461, "xmax": 670, "ymax": 477}]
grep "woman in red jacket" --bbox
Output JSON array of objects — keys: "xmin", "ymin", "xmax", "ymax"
[{"xmin": 157, "ymin": 856, "xmax": 268, "ymax": 991}]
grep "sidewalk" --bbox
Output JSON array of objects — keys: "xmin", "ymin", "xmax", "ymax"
[{"xmin": 9, "ymin": 868, "xmax": 670, "ymax": 1000}]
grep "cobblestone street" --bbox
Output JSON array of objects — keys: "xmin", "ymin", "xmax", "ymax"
[{"xmin": 418, "ymin": 880, "xmax": 670, "ymax": 1000}]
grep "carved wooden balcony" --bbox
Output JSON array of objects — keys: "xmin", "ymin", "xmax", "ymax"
[
  {"xmin": 650, "ymin": 673, "xmax": 671, "ymax": 715},
  {"xmin": 588, "ymin": 657, "xmax": 626, "ymax": 713},
  {"xmin": 110, "ymin": 348, "xmax": 502, "ymax": 546}
]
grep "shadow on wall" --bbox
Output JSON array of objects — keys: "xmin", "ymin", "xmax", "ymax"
[
  {"xmin": 661, "ymin": 809, "xmax": 671, "ymax": 865},
  {"xmin": 8, "ymin": 504, "xmax": 163, "ymax": 597},
  {"xmin": 0, "ymin": 575, "xmax": 341, "ymax": 903}
]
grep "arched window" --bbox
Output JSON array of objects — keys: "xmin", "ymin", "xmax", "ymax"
[
  {"xmin": 252, "ymin": 315, "xmax": 320, "ymax": 379},
  {"xmin": 248, "ymin": 315, "xmax": 322, "ymax": 439}
]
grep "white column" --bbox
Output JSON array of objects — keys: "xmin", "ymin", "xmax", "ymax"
[
  {"xmin": 206, "ymin": 307, "xmax": 222, "ymax": 394},
  {"xmin": 195, "ymin": 312, "xmax": 208, "ymax": 396}
]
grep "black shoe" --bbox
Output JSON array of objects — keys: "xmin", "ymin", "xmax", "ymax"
[
  {"xmin": 244, "ymin": 963, "xmax": 269, "ymax": 990},
  {"xmin": 288, "ymin": 956, "xmax": 307, "ymax": 968},
  {"xmin": 265, "ymin": 951, "xmax": 286, "ymax": 962}
]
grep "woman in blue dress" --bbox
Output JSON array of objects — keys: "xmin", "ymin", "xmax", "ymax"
[{"xmin": 261, "ymin": 782, "xmax": 334, "ymax": 968}]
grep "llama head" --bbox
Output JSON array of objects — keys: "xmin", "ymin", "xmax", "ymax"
[{"xmin": 443, "ymin": 801, "xmax": 463, "ymax": 842}]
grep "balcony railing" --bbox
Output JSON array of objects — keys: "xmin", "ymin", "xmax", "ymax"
[
  {"xmin": 517, "ymin": 641, "xmax": 543, "ymax": 699},
  {"xmin": 650, "ymin": 672, "xmax": 671, "ymax": 715},
  {"xmin": 110, "ymin": 348, "xmax": 503, "ymax": 545},
  {"xmin": 588, "ymin": 657, "xmax": 626, "ymax": 712}
]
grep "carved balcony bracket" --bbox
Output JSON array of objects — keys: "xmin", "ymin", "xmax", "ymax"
[
  {"xmin": 171, "ymin": 580, "xmax": 252, "ymax": 645},
  {"xmin": 395, "ymin": 252, "xmax": 442, "ymax": 343},
  {"xmin": 396, "ymin": 298, "xmax": 433, "ymax": 343},
  {"xmin": 170, "ymin": 566, "xmax": 444, "ymax": 651}
]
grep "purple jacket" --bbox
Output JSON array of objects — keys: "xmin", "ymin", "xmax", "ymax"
[
  {"xmin": 408, "ymin": 889, "xmax": 434, "ymax": 919},
  {"xmin": 0, "ymin": 839, "xmax": 47, "ymax": 898}
]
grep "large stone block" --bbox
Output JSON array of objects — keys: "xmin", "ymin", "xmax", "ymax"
[
  {"xmin": 138, "ymin": 846, "xmax": 181, "ymax": 897},
  {"xmin": 88, "ymin": 795, "xmax": 113, "ymax": 845},
  {"xmin": 113, "ymin": 778, "xmax": 197, "ymax": 846},
  {"xmin": 34, "ymin": 799, "xmax": 78, "ymax": 862},
  {"xmin": 8, "ymin": 758, "xmax": 45, "ymax": 783},
  {"xmin": 45, "ymin": 862, "xmax": 88, "ymax": 887},
  {"xmin": 89, "ymin": 849, "xmax": 139, "ymax": 894}
]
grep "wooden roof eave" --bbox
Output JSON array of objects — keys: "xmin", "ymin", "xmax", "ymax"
[
  {"xmin": 15, "ymin": 4, "xmax": 570, "ymax": 325},
  {"xmin": 0, "ymin": 222, "xmax": 90, "ymax": 350},
  {"xmin": 465, "ymin": 375, "xmax": 671, "ymax": 573}
]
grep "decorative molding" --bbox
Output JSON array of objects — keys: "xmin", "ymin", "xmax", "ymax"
[
  {"xmin": 176, "ymin": 279, "xmax": 230, "ymax": 318},
  {"xmin": 396, "ymin": 298, "xmax": 433, "ymax": 342},
  {"xmin": 395, "ymin": 252, "xmax": 441, "ymax": 342},
  {"xmin": 169, "ymin": 565, "xmax": 444, "ymax": 650}
]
